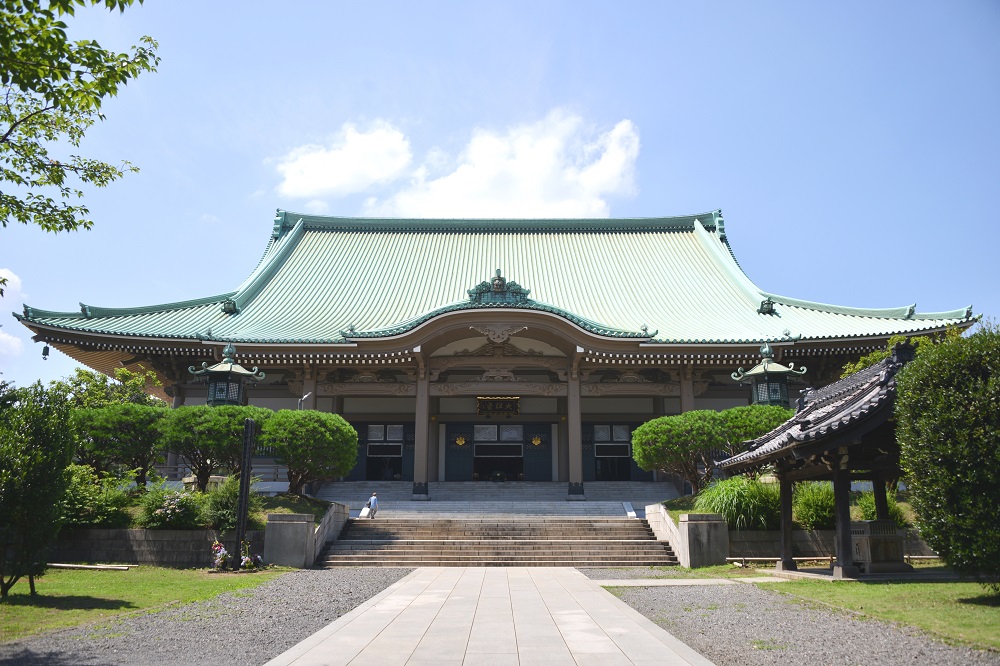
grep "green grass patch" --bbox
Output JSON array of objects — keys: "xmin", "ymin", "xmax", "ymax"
[
  {"xmin": 258, "ymin": 493, "xmax": 331, "ymax": 525},
  {"xmin": 756, "ymin": 579, "xmax": 1000, "ymax": 651},
  {"xmin": 0, "ymin": 566, "xmax": 288, "ymax": 643},
  {"xmin": 661, "ymin": 495, "xmax": 697, "ymax": 526}
]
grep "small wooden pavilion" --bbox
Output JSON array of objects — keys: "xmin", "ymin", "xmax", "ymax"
[{"xmin": 720, "ymin": 345, "xmax": 915, "ymax": 578}]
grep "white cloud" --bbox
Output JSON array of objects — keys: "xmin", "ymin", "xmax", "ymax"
[
  {"xmin": 0, "ymin": 268, "xmax": 25, "ymax": 357},
  {"xmin": 275, "ymin": 121, "xmax": 412, "ymax": 198},
  {"xmin": 303, "ymin": 199, "xmax": 329, "ymax": 214},
  {"xmin": 364, "ymin": 111, "xmax": 640, "ymax": 218}
]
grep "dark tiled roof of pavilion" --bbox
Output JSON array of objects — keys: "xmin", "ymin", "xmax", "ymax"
[{"xmin": 720, "ymin": 352, "xmax": 906, "ymax": 474}]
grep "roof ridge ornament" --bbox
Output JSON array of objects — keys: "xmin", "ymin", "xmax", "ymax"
[{"xmin": 468, "ymin": 269, "xmax": 531, "ymax": 305}]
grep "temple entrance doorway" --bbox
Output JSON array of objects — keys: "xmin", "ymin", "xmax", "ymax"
[
  {"xmin": 445, "ymin": 423, "xmax": 552, "ymax": 481},
  {"xmin": 474, "ymin": 456, "xmax": 523, "ymax": 482}
]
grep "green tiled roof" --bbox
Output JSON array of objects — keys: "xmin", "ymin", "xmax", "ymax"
[{"xmin": 16, "ymin": 209, "xmax": 975, "ymax": 345}]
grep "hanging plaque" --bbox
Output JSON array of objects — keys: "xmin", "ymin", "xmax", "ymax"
[{"xmin": 477, "ymin": 396, "xmax": 520, "ymax": 417}]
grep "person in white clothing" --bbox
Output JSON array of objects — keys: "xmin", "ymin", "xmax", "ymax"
[{"xmin": 366, "ymin": 492, "xmax": 378, "ymax": 519}]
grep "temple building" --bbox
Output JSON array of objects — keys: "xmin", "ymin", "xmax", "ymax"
[{"xmin": 16, "ymin": 210, "xmax": 974, "ymax": 498}]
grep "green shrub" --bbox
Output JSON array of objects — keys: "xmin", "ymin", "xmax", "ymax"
[
  {"xmin": 856, "ymin": 490, "xmax": 908, "ymax": 527},
  {"xmin": 694, "ymin": 475, "xmax": 780, "ymax": 530},
  {"xmin": 138, "ymin": 485, "xmax": 204, "ymax": 529},
  {"xmin": 896, "ymin": 324, "xmax": 1000, "ymax": 594},
  {"xmin": 792, "ymin": 481, "xmax": 835, "ymax": 530},
  {"xmin": 60, "ymin": 464, "xmax": 132, "ymax": 528},
  {"xmin": 203, "ymin": 475, "xmax": 264, "ymax": 532}
]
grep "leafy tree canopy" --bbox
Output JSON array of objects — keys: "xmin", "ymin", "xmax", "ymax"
[
  {"xmin": 718, "ymin": 404, "xmax": 793, "ymax": 455},
  {"xmin": 49, "ymin": 365, "xmax": 163, "ymax": 408},
  {"xmin": 632, "ymin": 410, "xmax": 728, "ymax": 494},
  {"xmin": 0, "ymin": 381, "xmax": 75, "ymax": 597},
  {"xmin": 0, "ymin": 1, "xmax": 158, "ymax": 294},
  {"xmin": 157, "ymin": 405, "xmax": 272, "ymax": 492},
  {"xmin": 632, "ymin": 405, "xmax": 793, "ymax": 494},
  {"xmin": 896, "ymin": 322, "xmax": 1000, "ymax": 595},
  {"xmin": 72, "ymin": 402, "xmax": 165, "ymax": 486},
  {"xmin": 260, "ymin": 410, "xmax": 358, "ymax": 495}
]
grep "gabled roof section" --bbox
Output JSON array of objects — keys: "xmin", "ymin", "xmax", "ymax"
[
  {"xmin": 16, "ymin": 209, "xmax": 976, "ymax": 346},
  {"xmin": 720, "ymin": 351, "xmax": 905, "ymax": 473}
]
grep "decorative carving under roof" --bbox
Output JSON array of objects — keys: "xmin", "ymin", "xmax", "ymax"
[
  {"xmin": 470, "ymin": 324, "xmax": 527, "ymax": 344},
  {"xmin": 455, "ymin": 341, "xmax": 543, "ymax": 358},
  {"xmin": 480, "ymin": 368, "xmax": 520, "ymax": 382}
]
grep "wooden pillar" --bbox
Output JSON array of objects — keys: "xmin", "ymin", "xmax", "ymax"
[
  {"xmin": 300, "ymin": 365, "xmax": 317, "ymax": 410},
  {"xmin": 833, "ymin": 463, "xmax": 859, "ymax": 578},
  {"xmin": 680, "ymin": 365, "xmax": 695, "ymax": 413},
  {"xmin": 776, "ymin": 473, "xmax": 797, "ymax": 571},
  {"xmin": 412, "ymin": 371, "xmax": 430, "ymax": 499},
  {"xmin": 567, "ymin": 353, "xmax": 584, "ymax": 499},
  {"xmin": 872, "ymin": 474, "xmax": 890, "ymax": 520}
]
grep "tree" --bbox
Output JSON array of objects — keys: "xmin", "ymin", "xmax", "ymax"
[
  {"xmin": 632, "ymin": 405, "xmax": 794, "ymax": 495},
  {"xmin": 0, "ymin": 382, "xmax": 74, "ymax": 597},
  {"xmin": 156, "ymin": 405, "xmax": 272, "ymax": 492},
  {"xmin": 632, "ymin": 410, "xmax": 728, "ymax": 494},
  {"xmin": 260, "ymin": 410, "xmax": 358, "ymax": 495},
  {"xmin": 72, "ymin": 402, "xmax": 166, "ymax": 486},
  {"xmin": 0, "ymin": 0, "xmax": 158, "ymax": 295},
  {"xmin": 895, "ymin": 323, "xmax": 1000, "ymax": 594},
  {"xmin": 50, "ymin": 366, "xmax": 164, "ymax": 408},
  {"xmin": 718, "ymin": 404, "xmax": 793, "ymax": 456}
]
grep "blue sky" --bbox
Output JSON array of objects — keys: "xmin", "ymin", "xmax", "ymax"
[{"xmin": 2, "ymin": 1, "xmax": 998, "ymax": 387}]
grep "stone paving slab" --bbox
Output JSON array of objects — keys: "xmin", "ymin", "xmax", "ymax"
[{"xmin": 263, "ymin": 567, "xmax": 716, "ymax": 666}]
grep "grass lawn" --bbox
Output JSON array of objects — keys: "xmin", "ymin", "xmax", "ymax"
[
  {"xmin": 0, "ymin": 566, "xmax": 287, "ymax": 643},
  {"xmin": 756, "ymin": 579, "xmax": 1000, "ymax": 651},
  {"xmin": 258, "ymin": 493, "xmax": 331, "ymax": 524}
]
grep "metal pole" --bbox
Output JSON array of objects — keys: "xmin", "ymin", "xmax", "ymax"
[{"xmin": 233, "ymin": 418, "xmax": 257, "ymax": 570}]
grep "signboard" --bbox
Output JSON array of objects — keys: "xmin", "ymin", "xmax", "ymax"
[{"xmin": 476, "ymin": 396, "xmax": 520, "ymax": 418}]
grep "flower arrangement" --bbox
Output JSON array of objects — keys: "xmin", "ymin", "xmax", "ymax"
[
  {"xmin": 211, "ymin": 540, "xmax": 231, "ymax": 570},
  {"xmin": 211, "ymin": 540, "xmax": 264, "ymax": 571}
]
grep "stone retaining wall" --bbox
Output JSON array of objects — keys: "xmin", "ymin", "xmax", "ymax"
[
  {"xmin": 51, "ymin": 528, "xmax": 264, "ymax": 568},
  {"xmin": 728, "ymin": 528, "xmax": 934, "ymax": 558}
]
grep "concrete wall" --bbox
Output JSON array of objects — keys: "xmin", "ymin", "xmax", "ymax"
[
  {"xmin": 262, "ymin": 502, "xmax": 350, "ymax": 568},
  {"xmin": 51, "ymin": 528, "xmax": 263, "ymax": 568},
  {"xmin": 644, "ymin": 505, "xmax": 728, "ymax": 568}
]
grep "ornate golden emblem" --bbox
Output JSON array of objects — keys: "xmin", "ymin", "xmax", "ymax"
[
  {"xmin": 531, "ymin": 436, "xmax": 542, "ymax": 446},
  {"xmin": 455, "ymin": 436, "xmax": 466, "ymax": 446}
]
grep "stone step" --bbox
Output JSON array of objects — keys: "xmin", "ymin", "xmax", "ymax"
[
  {"xmin": 317, "ymin": 514, "xmax": 677, "ymax": 568},
  {"xmin": 321, "ymin": 558, "xmax": 678, "ymax": 567}
]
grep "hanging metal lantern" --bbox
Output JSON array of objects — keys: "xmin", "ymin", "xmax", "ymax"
[
  {"xmin": 189, "ymin": 342, "xmax": 264, "ymax": 406},
  {"xmin": 732, "ymin": 342, "xmax": 807, "ymax": 408}
]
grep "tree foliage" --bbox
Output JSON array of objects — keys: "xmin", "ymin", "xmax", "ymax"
[
  {"xmin": 60, "ymin": 462, "xmax": 131, "ymax": 527},
  {"xmin": 50, "ymin": 365, "xmax": 163, "ymax": 408},
  {"xmin": 1, "ymin": 0, "xmax": 159, "ymax": 247},
  {"xmin": 718, "ymin": 404, "xmax": 793, "ymax": 455},
  {"xmin": 632, "ymin": 405, "xmax": 793, "ymax": 494},
  {"xmin": 72, "ymin": 402, "xmax": 165, "ymax": 486},
  {"xmin": 896, "ymin": 322, "xmax": 1000, "ymax": 594},
  {"xmin": 0, "ymin": 382, "xmax": 75, "ymax": 597},
  {"xmin": 632, "ymin": 410, "xmax": 728, "ymax": 494},
  {"xmin": 156, "ymin": 405, "xmax": 272, "ymax": 492},
  {"xmin": 260, "ymin": 410, "xmax": 358, "ymax": 495}
]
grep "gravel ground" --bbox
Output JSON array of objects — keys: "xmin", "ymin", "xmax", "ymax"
[
  {"xmin": 584, "ymin": 568, "xmax": 1000, "ymax": 666},
  {"xmin": 3, "ymin": 566, "xmax": 998, "ymax": 666},
  {"xmin": 0, "ymin": 568, "xmax": 412, "ymax": 666}
]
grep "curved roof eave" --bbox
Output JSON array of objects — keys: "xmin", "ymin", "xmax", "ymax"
[{"xmin": 341, "ymin": 301, "xmax": 655, "ymax": 342}]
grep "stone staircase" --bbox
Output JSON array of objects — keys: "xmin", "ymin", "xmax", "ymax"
[
  {"xmin": 318, "ymin": 516, "xmax": 678, "ymax": 567},
  {"xmin": 312, "ymin": 481, "xmax": 679, "ymax": 518}
]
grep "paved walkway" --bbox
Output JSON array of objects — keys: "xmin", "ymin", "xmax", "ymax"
[{"xmin": 264, "ymin": 567, "xmax": 716, "ymax": 666}]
